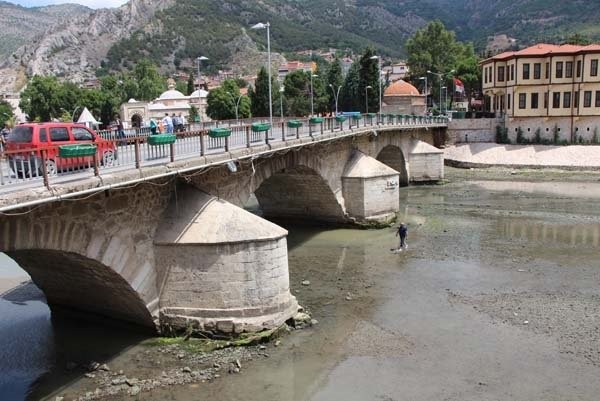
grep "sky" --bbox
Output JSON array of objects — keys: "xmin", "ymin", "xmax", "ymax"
[{"xmin": 5, "ymin": 0, "xmax": 128, "ymax": 9}]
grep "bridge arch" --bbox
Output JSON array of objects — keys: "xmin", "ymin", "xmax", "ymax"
[
  {"xmin": 190, "ymin": 149, "xmax": 349, "ymax": 223},
  {"xmin": 4, "ymin": 250, "xmax": 154, "ymax": 327},
  {"xmin": 376, "ymin": 145, "xmax": 409, "ymax": 186},
  {"xmin": 0, "ymin": 183, "xmax": 171, "ymax": 329}
]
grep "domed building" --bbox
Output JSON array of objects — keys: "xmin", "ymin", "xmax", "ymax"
[
  {"xmin": 382, "ymin": 80, "xmax": 426, "ymax": 116},
  {"xmin": 120, "ymin": 79, "xmax": 209, "ymax": 129}
]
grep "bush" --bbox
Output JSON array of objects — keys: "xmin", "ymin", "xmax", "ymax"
[
  {"xmin": 534, "ymin": 128, "xmax": 541, "ymax": 144},
  {"xmin": 552, "ymin": 124, "xmax": 560, "ymax": 144},
  {"xmin": 516, "ymin": 126, "xmax": 526, "ymax": 144},
  {"xmin": 495, "ymin": 125, "xmax": 510, "ymax": 144}
]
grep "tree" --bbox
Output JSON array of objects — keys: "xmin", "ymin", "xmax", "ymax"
[
  {"xmin": 406, "ymin": 20, "xmax": 479, "ymax": 110},
  {"xmin": 19, "ymin": 75, "xmax": 64, "ymax": 121},
  {"xmin": 340, "ymin": 61, "xmax": 361, "ymax": 112},
  {"xmin": 189, "ymin": 105, "xmax": 199, "ymax": 122},
  {"xmin": 0, "ymin": 100, "xmax": 14, "ymax": 127},
  {"xmin": 175, "ymin": 80, "xmax": 187, "ymax": 95},
  {"xmin": 359, "ymin": 48, "xmax": 380, "ymax": 113},
  {"xmin": 207, "ymin": 80, "xmax": 239, "ymax": 120},
  {"xmin": 132, "ymin": 59, "xmax": 166, "ymax": 101},
  {"xmin": 326, "ymin": 58, "xmax": 344, "ymax": 113},
  {"xmin": 249, "ymin": 67, "xmax": 280, "ymax": 118},
  {"xmin": 187, "ymin": 73, "xmax": 195, "ymax": 95},
  {"xmin": 564, "ymin": 33, "xmax": 591, "ymax": 45},
  {"xmin": 283, "ymin": 70, "xmax": 310, "ymax": 117}
]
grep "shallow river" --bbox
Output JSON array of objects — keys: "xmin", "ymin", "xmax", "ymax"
[{"xmin": 2, "ymin": 174, "xmax": 600, "ymax": 400}]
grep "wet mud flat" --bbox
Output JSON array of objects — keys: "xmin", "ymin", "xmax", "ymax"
[{"xmin": 21, "ymin": 167, "xmax": 600, "ymax": 400}]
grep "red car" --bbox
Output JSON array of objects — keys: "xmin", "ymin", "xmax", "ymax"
[{"xmin": 5, "ymin": 122, "xmax": 117, "ymax": 177}]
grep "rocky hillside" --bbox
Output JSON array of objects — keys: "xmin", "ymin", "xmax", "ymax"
[
  {"xmin": 1, "ymin": 0, "xmax": 600, "ymax": 93},
  {"xmin": 0, "ymin": 1, "xmax": 90, "ymax": 59}
]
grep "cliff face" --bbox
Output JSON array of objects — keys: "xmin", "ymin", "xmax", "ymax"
[{"xmin": 0, "ymin": 0, "xmax": 174, "ymax": 92}]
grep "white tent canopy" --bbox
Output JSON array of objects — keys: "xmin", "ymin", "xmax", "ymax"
[{"xmin": 77, "ymin": 107, "xmax": 100, "ymax": 128}]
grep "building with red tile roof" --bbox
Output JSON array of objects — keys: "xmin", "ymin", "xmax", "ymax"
[{"xmin": 481, "ymin": 43, "xmax": 600, "ymax": 143}]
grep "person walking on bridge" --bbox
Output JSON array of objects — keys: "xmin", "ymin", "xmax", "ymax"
[{"xmin": 396, "ymin": 222, "xmax": 408, "ymax": 251}]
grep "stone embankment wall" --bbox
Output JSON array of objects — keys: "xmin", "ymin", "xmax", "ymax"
[
  {"xmin": 447, "ymin": 118, "xmax": 497, "ymax": 143},
  {"xmin": 505, "ymin": 117, "xmax": 600, "ymax": 144}
]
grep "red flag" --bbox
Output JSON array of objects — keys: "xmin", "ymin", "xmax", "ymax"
[{"xmin": 454, "ymin": 77, "xmax": 465, "ymax": 94}]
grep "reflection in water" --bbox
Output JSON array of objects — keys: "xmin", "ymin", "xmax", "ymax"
[
  {"xmin": 0, "ymin": 283, "xmax": 52, "ymax": 401},
  {"xmin": 498, "ymin": 219, "xmax": 600, "ymax": 247}
]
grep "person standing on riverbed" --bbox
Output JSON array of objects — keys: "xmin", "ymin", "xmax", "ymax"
[{"xmin": 396, "ymin": 223, "xmax": 408, "ymax": 251}]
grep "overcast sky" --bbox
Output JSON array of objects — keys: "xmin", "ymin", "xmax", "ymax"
[{"xmin": 6, "ymin": 0, "xmax": 128, "ymax": 9}]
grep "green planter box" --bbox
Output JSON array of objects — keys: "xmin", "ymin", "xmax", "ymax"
[
  {"xmin": 251, "ymin": 123, "xmax": 271, "ymax": 132},
  {"xmin": 287, "ymin": 120, "xmax": 303, "ymax": 128},
  {"xmin": 335, "ymin": 116, "xmax": 346, "ymax": 123},
  {"xmin": 208, "ymin": 128, "xmax": 232, "ymax": 138},
  {"xmin": 352, "ymin": 115, "xmax": 363, "ymax": 120},
  {"xmin": 367, "ymin": 113, "xmax": 377, "ymax": 118},
  {"xmin": 309, "ymin": 117, "xmax": 324, "ymax": 124},
  {"xmin": 148, "ymin": 134, "xmax": 176, "ymax": 145},
  {"xmin": 59, "ymin": 144, "xmax": 97, "ymax": 158}
]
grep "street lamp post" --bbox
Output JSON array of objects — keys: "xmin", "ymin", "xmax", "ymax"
[
  {"xmin": 427, "ymin": 69, "xmax": 454, "ymax": 115},
  {"xmin": 419, "ymin": 76, "xmax": 428, "ymax": 110},
  {"xmin": 310, "ymin": 73, "xmax": 318, "ymax": 116},
  {"xmin": 229, "ymin": 92, "xmax": 244, "ymax": 122},
  {"xmin": 251, "ymin": 22, "xmax": 273, "ymax": 130},
  {"xmin": 328, "ymin": 84, "xmax": 341, "ymax": 115},
  {"xmin": 279, "ymin": 86, "xmax": 285, "ymax": 120},
  {"xmin": 370, "ymin": 55, "xmax": 382, "ymax": 120},
  {"xmin": 72, "ymin": 106, "xmax": 81, "ymax": 122},
  {"xmin": 196, "ymin": 56, "xmax": 208, "ymax": 122},
  {"xmin": 441, "ymin": 86, "xmax": 447, "ymax": 114},
  {"xmin": 365, "ymin": 85, "xmax": 372, "ymax": 114}
]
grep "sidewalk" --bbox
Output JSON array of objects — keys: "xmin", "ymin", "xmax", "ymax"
[{"xmin": 444, "ymin": 143, "xmax": 600, "ymax": 170}]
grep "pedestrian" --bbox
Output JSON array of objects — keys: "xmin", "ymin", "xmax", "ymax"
[
  {"xmin": 179, "ymin": 113, "xmax": 187, "ymax": 132},
  {"xmin": 115, "ymin": 115, "xmax": 126, "ymax": 144},
  {"xmin": 162, "ymin": 113, "xmax": 173, "ymax": 134},
  {"xmin": 149, "ymin": 118, "xmax": 158, "ymax": 135},
  {"xmin": 0, "ymin": 123, "xmax": 9, "ymax": 152},
  {"xmin": 395, "ymin": 222, "xmax": 408, "ymax": 251},
  {"xmin": 172, "ymin": 113, "xmax": 180, "ymax": 132}
]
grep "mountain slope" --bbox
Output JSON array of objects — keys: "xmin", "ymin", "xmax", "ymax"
[{"xmin": 2, "ymin": 0, "xmax": 600, "ymax": 93}]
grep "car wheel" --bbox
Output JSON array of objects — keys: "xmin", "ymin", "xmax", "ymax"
[{"xmin": 102, "ymin": 150, "xmax": 115, "ymax": 167}]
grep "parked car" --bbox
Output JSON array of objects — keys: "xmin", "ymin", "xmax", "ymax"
[{"xmin": 5, "ymin": 122, "xmax": 117, "ymax": 177}]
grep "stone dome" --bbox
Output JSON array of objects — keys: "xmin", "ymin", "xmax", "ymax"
[
  {"xmin": 384, "ymin": 80, "xmax": 421, "ymax": 96},
  {"xmin": 189, "ymin": 89, "xmax": 209, "ymax": 98},
  {"xmin": 158, "ymin": 89, "xmax": 186, "ymax": 100}
]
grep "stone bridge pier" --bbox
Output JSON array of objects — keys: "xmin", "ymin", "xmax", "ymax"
[{"xmin": 0, "ymin": 128, "xmax": 443, "ymax": 334}]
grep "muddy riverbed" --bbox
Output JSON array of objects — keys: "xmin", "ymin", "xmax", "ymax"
[{"xmin": 2, "ymin": 167, "xmax": 600, "ymax": 401}]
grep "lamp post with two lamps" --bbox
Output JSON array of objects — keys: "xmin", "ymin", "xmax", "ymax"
[
  {"xmin": 250, "ymin": 22, "xmax": 273, "ymax": 129},
  {"xmin": 228, "ymin": 92, "xmax": 244, "ymax": 122},
  {"xmin": 71, "ymin": 106, "xmax": 81, "ymax": 122},
  {"xmin": 328, "ymin": 84, "xmax": 342, "ymax": 115}
]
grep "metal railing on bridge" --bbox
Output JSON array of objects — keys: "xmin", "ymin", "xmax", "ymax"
[{"xmin": 0, "ymin": 114, "xmax": 447, "ymax": 192}]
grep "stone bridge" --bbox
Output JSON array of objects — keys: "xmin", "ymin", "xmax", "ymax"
[{"xmin": 0, "ymin": 123, "xmax": 446, "ymax": 335}]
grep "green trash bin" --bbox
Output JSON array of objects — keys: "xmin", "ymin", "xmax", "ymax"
[
  {"xmin": 251, "ymin": 122, "xmax": 271, "ymax": 132},
  {"xmin": 208, "ymin": 128, "xmax": 232, "ymax": 138},
  {"xmin": 59, "ymin": 144, "xmax": 97, "ymax": 158},
  {"xmin": 287, "ymin": 120, "xmax": 303, "ymax": 128},
  {"xmin": 148, "ymin": 134, "xmax": 177, "ymax": 145},
  {"xmin": 309, "ymin": 117, "xmax": 324, "ymax": 124}
]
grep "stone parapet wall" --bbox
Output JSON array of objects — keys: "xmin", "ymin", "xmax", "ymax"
[
  {"xmin": 505, "ymin": 116, "xmax": 600, "ymax": 143},
  {"xmin": 448, "ymin": 118, "xmax": 497, "ymax": 143}
]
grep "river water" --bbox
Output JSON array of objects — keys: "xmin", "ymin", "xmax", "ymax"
[{"xmin": 2, "ymin": 171, "xmax": 600, "ymax": 400}]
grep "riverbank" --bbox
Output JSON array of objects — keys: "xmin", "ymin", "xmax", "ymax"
[{"xmin": 445, "ymin": 143, "xmax": 600, "ymax": 170}]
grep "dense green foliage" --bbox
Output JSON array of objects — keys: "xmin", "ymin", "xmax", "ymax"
[
  {"xmin": 249, "ymin": 67, "xmax": 280, "ymax": 118},
  {"xmin": 100, "ymin": 0, "xmax": 600, "ymax": 75},
  {"xmin": 406, "ymin": 21, "xmax": 480, "ymax": 109},
  {"xmin": 0, "ymin": 101, "xmax": 14, "ymax": 128},
  {"xmin": 206, "ymin": 79, "xmax": 250, "ymax": 120},
  {"xmin": 19, "ymin": 60, "xmax": 166, "ymax": 125}
]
